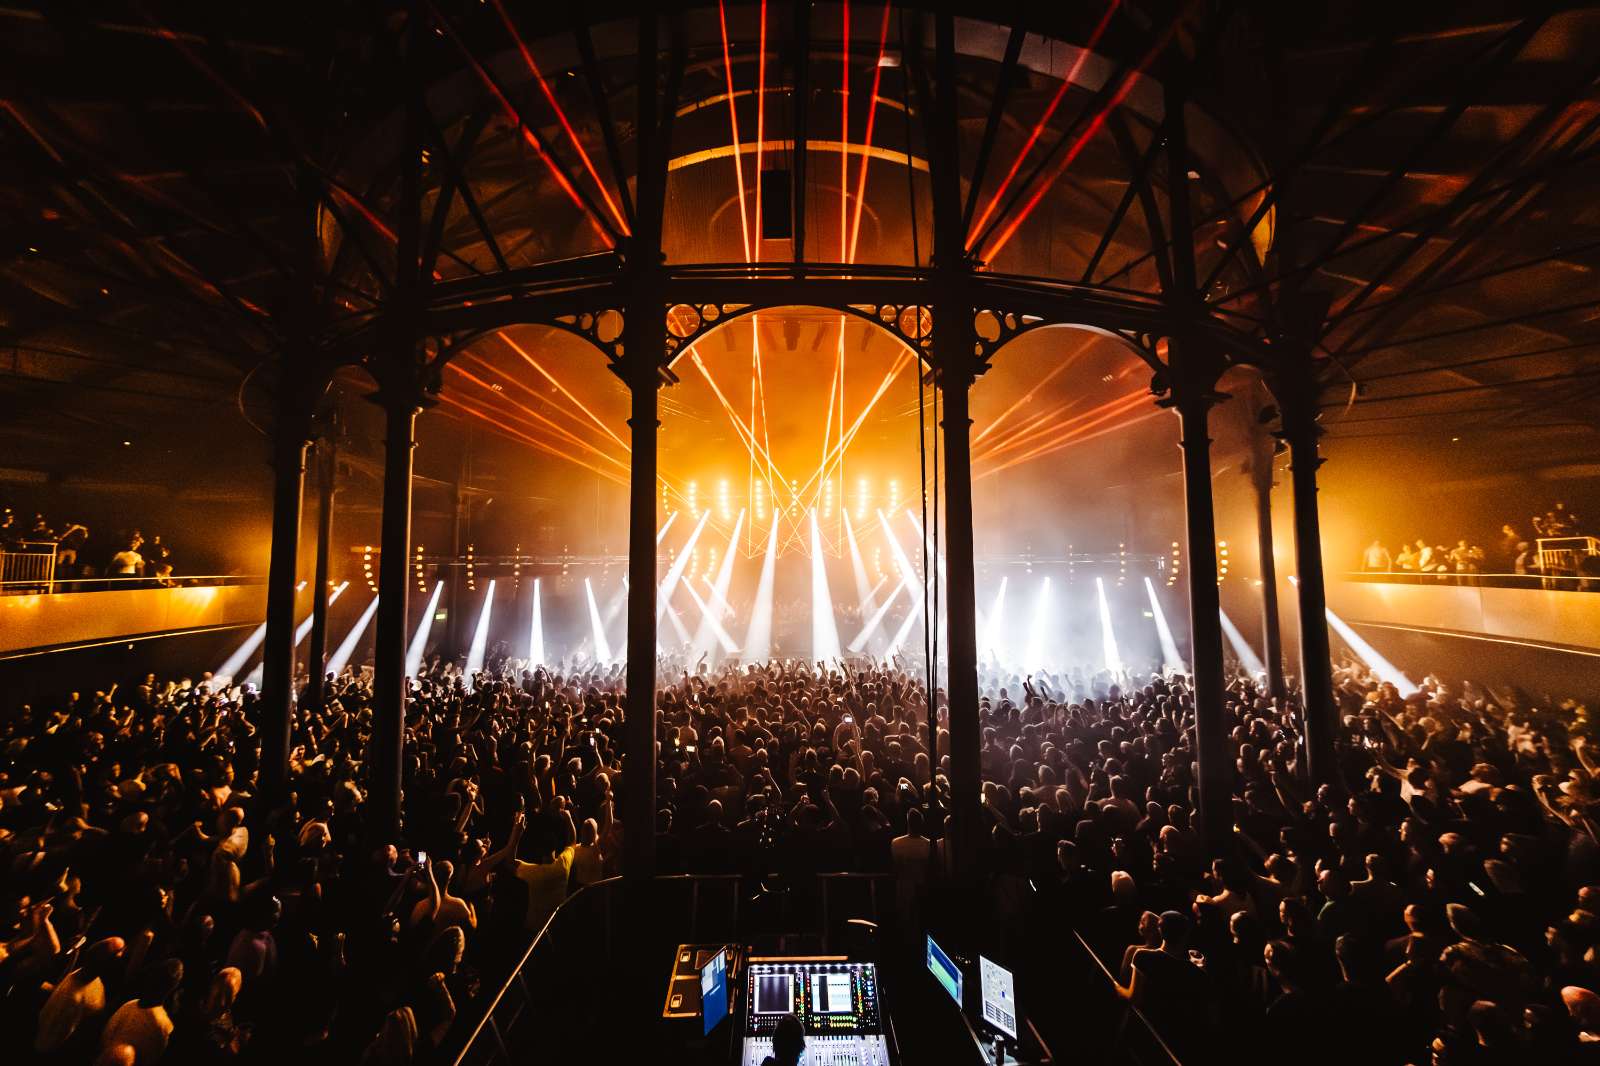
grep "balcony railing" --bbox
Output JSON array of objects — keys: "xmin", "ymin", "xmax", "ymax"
[
  {"xmin": 1, "ymin": 569, "xmax": 261, "ymax": 596},
  {"xmin": 1347, "ymin": 569, "xmax": 1598, "ymax": 592},
  {"xmin": 0, "ymin": 541, "xmax": 57, "ymax": 592}
]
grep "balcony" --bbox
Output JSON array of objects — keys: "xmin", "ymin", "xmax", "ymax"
[
  {"xmin": 0, "ymin": 576, "xmax": 266, "ymax": 657},
  {"xmin": 1330, "ymin": 571, "xmax": 1600, "ymax": 654}
]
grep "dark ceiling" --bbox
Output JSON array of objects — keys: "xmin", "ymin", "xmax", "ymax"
[{"xmin": 1, "ymin": 1, "xmax": 1597, "ymax": 512}]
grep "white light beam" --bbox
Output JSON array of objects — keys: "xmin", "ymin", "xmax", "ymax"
[
  {"xmin": 327, "ymin": 595, "xmax": 381, "ymax": 676},
  {"xmin": 583, "ymin": 577, "xmax": 612, "ymax": 663},
  {"xmin": 810, "ymin": 511, "xmax": 842, "ymax": 663},
  {"xmin": 405, "ymin": 581, "xmax": 445, "ymax": 680}
]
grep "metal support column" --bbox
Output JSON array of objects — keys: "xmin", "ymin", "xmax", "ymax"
[
  {"xmin": 1250, "ymin": 436, "xmax": 1287, "ymax": 701},
  {"xmin": 371, "ymin": 394, "xmax": 420, "ymax": 840},
  {"xmin": 1163, "ymin": 69, "xmax": 1231, "ymax": 853},
  {"xmin": 1281, "ymin": 385, "xmax": 1338, "ymax": 788},
  {"xmin": 928, "ymin": 9, "xmax": 981, "ymax": 878},
  {"xmin": 258, "ymin": 410, "xmax": 310, "ymax": 805},
  {"xmin": 1174, "ymin": 389, "xmax": 1232, "ymax": 854},
  {"xmin": 369, "ymin": 12, "xmax": 426, "ymax": 842},
  {"xmin": 939, "ymin": 364, "xmax": 981, "ymax": 875},
  {"xmin": 622, "ymin": 10, "xmax": 664, "ymax": 885},
  {"xmin": 304, "ymin": 438, "xmax": 336, "ymax": 711}
]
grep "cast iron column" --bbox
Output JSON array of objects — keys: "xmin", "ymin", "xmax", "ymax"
[
  {"xmin": 304, "ymin": 438, "xmax": 336, "ymax": 711},
  {"xmin": 258, "ymin": 404, "xmax": 311, "ymax": 804},
  {"xmin": 367, "ymin": 16, "xmax": 428, "ymax": 840},
  {"xmin": 1172, "ymin": 382, "xmax": 1233, "ymax": 855},
  {"xmin": 1279, "ymin": 375, "xmax": 1338, "ymax": 788},
  {"xmin": 930, "ymin": 10, "xmax": 982, "ymax": 878},
  {"xmin": 622, "ymin": 328, "xmax": 660, "ymax": 882},
  {"xmin": 621, "ymin": 10, "xmax": 665, "ymax": 884},
  {"xmin": 370, "ymin": 389, "xmax": 421, "ymax": 840},
  {"xmin": 1163, "ymin": 71, "xmax": 1232, "ymax": 854},
  {"xmin": 1250, "ymin": 435, "xmax": 1287, "ymax": 701},
  {"xmin": 939, "ymin": 363, "xmax": 981, "ymax": 876}
]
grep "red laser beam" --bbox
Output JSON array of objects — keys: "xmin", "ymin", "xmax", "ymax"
[
  {"xmin": 753, "ymin": 0, "xmax": 769, "ymax": 262},
  {"xmin": 130, "ymin": 4, "xmax": 268, "ymax": 132},
  {"xmin": 847, "ymin": 1, "xmax": 894, "ymax": 264},
  {"xmin": 840, "ymin": 0, "xmax": 851, "ymax": 263},
  {"xmin": 689, "ymin": 346, "xmax": 809, "ymax": 547},
  {"xmin": 972, "ymin": 333, "xmax": 1098, "ymax": 444},
  {"xmin": 689, "ymin": 349, "xmax": 796, "ymax": 511},
  {"xmin": 973, "ymin": 405, "xmax": 1065, "ymax": 459},
  {"xmin": 981, "ymin": 22, "xmax": 1177, "ymax": 263},
  {"xmin": 494, "ymin": 332, "xmax": 630, "ymax": 451},
  {"xmin": 975, "ymin": 388, "xmax": 1146, "ymax": 462},
  {"xmin": 438, "ymin": 393, "xmax": 629, "ymax": 485},
  {"xmin": 457, "ymin": 351, "xmax": 625, "ymax": 458},
  {"xmin": 425, "ymin": 0, "xmax": 611, "ymax": 246},
  {"xmin": 447, "ymin": 362, "xmax": 629, "ymax": 471},
  {"xmin": 819, "ymin": 336, "xmax": 842, "ymax": 488},
  {"xmin": 754, "ymin": 319, "xmax": 776, "ymax": 492},
  {"xmin": 718, "ymin": 0, "xmax": 753, "ymax": 263},
  {"xmin": 488, "ymin": 0, "xmax": 629, "ymax": 235},
  {"xmin": 977, "ymin": 390, "xmax": 1149, "ymax": 463},
  {"xmin": 967, "ymin": 0, "xmax": 1121, "ymax": 246},
  {"xmin": 977, "ymin": 408, "xmax": 1163, "ymax": 478},
  {"xmin": 791, "ymin": 346, "xmax": 915, "ymax": 501}
]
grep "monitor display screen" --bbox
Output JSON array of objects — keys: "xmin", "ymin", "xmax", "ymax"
[
  {"xmin": 702, "ymin": 948, "xmax": 729, "ymax": 1035},
  {"xmin": 811, "ymin": 972, "xmax": 853, "ymax": 1014},
  {"xmin": 979, "ymin": 955, "xmax": 1017, "ymax": 1039},
  {"xmin": 754, "ymin": 972, "xmax": 793, "ymax": 1015},
  {"xmin": 926, "ymin": 934, "xmax": 962, "ymax": 1006}
]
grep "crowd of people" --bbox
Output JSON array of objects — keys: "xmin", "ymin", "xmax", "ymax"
[
  {"xmin": 1361, "ymin": 501, "xmax": 1591, "ymax": 581},
  {"xmin": 3, "ymin": 643, "xmax": 1600, "ymax": 1064},
  {"xmin": 1, "ymin": 505, "xmax": 178, "ymax": 590}
]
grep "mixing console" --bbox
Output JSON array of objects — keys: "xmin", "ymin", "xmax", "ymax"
[{"xmin": 740, "ymin": 959, "xmax": 888, "ymax": 1065}]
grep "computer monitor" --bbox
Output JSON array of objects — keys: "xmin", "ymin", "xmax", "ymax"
[
  {"xmin": 978, "ymin": 955, "xmax": 1017, "ymax": 1040},
  {"xmin": 702, "ymin": 947, "xmax": 729, "ymax": 1035},
  {"xmin": 926, "ymin": 934, "xmax": 963, "ymax": 1006}
]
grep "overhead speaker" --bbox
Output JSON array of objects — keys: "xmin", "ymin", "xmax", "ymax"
[{"xmin": 761, "ymin": 169, "xmax": 792, "ymax": 240}]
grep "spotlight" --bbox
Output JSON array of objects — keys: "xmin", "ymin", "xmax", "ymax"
[
  {"xmin": 405, "ymin": 581, "xmax": 445, "ymax": 679},
  {"xmin": 981, "ymin": 575, "xmax": 1008, "ymax": 662},
  {"xmin": 842, "ymin": 509, "xmax": 877, "ymax": 616},
  {"xmin": 657, "ymin": 510, "xmax": 680, "ymax": 544},
  {"xmin": 326, "ymin": 595, "xmax": 381, "ymax": 675},
  {"xmin": 464, "ymin": 580, "xmax": 497, "ymax": 679},
  {"xmin": 1023, "ymin": 577, "xmax": 1053, "ymax": 671},
  {"xmin": 1219, "ymin": 609, "xmax": 1265, "ymax": 677},
  {"xmin": 584, "ymin": 577, "xmax": 612, "ymax": 663},
  {"xmin": 528, "ymin": 577, "xmax": 544, "ymax": 666},
  {"xmin": 849, "ymin": 581, "xmax": 903, "ymax": 654},
  {"xmin": 1095, "ymin": 577, "xmax": 1122, "ymax": 675},
  {"xmin": 1144, "ymin": 577, "xmax": 1184, "ymax": 671},
  {"xmin": 657, "ymin": 511, "xmax": 711, "ymax": 621},
  {"xmin": 693, "ymin": 511, "xmax": 745, "ymax": 660},
  {"xmin": 742, "ymin": 523, "xmax": 780, "ymax": 661},
  {"xmin": 809, "ymin": 511, "xmax": 841, "ymax": 662},
  {"xmin": 1325, "ymin": 607, "xmax": 1417, "ymax": 695}
]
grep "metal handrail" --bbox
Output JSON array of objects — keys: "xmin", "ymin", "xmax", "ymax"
[
  {"xmin": 1068, "ymin": 928, "xmax": 1185, "ymax": 1066},
  {"xmin": 446, "ymin": 876, "xmax": 617, "ymax": 1066},
  {"xmin": 446, "ymin": 872, "xmax": 746, "ymax": 1066},
  {"xmin": 1344, "ymin": 569, "xmax": 1594, "ymax": 587},
  {"xmin": 0, "ymin": 541, "xmax": 57, "ymax": 592},
  {"xmin": 0, "ymin": 573, "xmax": 263, "ymax": 590}
]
